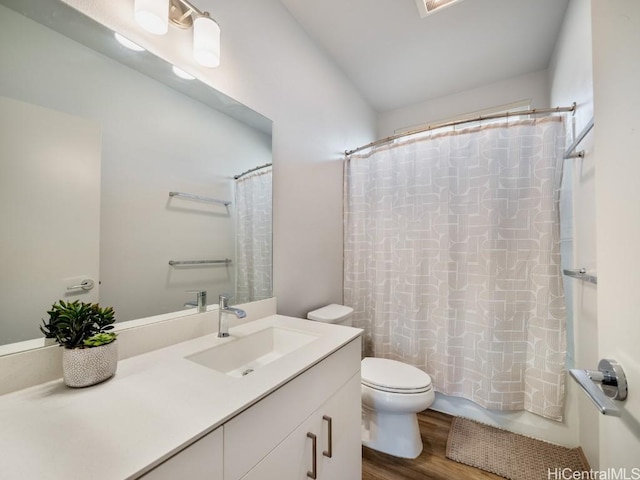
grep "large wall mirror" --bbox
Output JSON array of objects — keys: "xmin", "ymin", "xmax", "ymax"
[{"xmin": 0, "ymin": 0, "xmax": 273, "ymax": 353}]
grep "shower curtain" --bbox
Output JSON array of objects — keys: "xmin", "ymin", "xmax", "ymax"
[
  {"xmin": 235, "ymin": 167, "xmax": 272, "ymax": 304},
  {"xmin": 344, "ymin": 117, "xmax": 567, "ymax": 420}
]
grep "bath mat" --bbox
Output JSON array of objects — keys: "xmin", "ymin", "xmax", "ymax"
[{"xmin": 446, "ymin": 417, "xmax": 590, "ymax": 480}]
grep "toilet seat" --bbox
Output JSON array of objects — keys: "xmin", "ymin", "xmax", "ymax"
[{"xmin": 361, "ymin": 357, "xmax": 432, "ymax": 394}]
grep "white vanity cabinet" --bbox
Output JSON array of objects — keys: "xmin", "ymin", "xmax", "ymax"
[
  {"xmin": 138, "ymin": 337, "xmax": 361, "ymax": 480},
  {"xmin": 239, "ymin": 374, "xmax": 361, "ymax": 480},
  {"xmin": 141, "ymin": 427, "xmax": 223, "ymax": 480},
  {"xmin": 225, "ymin": 338, "xmax": 361, "ymax": 480},
  {"xmin": 0, "ymin": 315, "xmax": 362, "ymax": 480}
]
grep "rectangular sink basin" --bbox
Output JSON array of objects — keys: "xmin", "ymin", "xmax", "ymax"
[{"xmin": 186, "ymin": 327, "xmax": 320, "ymax": 378}]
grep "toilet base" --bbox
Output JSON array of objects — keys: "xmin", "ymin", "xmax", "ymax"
[{"xmin": 361, "ymin": 405, "xmax": 423, "ymax": 459}]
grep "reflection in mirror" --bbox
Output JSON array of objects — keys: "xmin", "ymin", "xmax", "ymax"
[{"xmin": 0, "ymin": 0, "xmax": 273, "ymax": 352}]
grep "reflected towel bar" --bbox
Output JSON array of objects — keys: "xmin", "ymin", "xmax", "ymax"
[
  {"xmin": 563, "ymin": 268, "xmax": 597, "ymax": 285},
  {"xmin": 169, "ymin": 191, "xmax": 231, "ymax": 206},
  {"xmin": 169, "ymin": 259, "xmax": 232, "ymax": 266}
]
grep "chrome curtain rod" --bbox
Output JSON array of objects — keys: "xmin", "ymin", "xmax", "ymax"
[
  {"xmin": 234, "ymin": 163, "xmax": 272, "ymax": 180},
  {"xmin": 345, "ymin": 103, "xmax": 577, "ymax": 156}
]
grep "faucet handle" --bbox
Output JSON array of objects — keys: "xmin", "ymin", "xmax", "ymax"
[
  {"xmin": 219, "ymin": 293, "xmax": 232, "ymax": 308},
  {"xmin": 187, "ymin": 289, "xmax": 207, "ymax": 296},
  {"xmin": 186, "ymin": 290, "xmax": 207, "ymax": 312}
]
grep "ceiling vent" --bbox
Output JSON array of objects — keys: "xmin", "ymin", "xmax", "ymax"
[{"xmin": 415, "ymin": 0, "xmax": 464, "ymax": 18}]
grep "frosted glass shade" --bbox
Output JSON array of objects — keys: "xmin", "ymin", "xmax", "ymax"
[
  {"xmin": 193, "ymin": 15, "xmax": 221, "ymax": 68},
  {"xmin": 135, "ymin": 0, "xmax": 169, "ymax": 35}
]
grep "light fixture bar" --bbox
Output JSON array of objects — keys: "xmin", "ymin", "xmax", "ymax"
[
  {"xmin": 175, "ymin": 0, "xmax": 203, "ymax": 16},
  {"xmin": 134, "ymin": 0, "xmax": 221, "ymax": 67},
  {"xmin": 169, "ymin": 0, "xmax": 204, "ymax": 28}
]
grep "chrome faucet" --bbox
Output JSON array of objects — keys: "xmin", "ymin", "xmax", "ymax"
[
  {"xmin": 218, "ymin": 294, "xmax": 246, "ymax": 338},
  {"xmin": 185, "ymin": 290, "xmax": 207, "ymax": 313}
]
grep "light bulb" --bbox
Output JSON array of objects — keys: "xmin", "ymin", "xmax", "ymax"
[
  {"xmin": 114, "ymin": 33, "xmax": 145, "ymax": 52},
  {"xmin": 193, "ymin": 14, "xmax": 221, "ymax": 68},
  {"xmin": 172, "ymin": 65, "xmax": 195, "ymax": 80},
  {"xmin": 134, "ymin": 0, "xmax": 169, "ymax": 35}
]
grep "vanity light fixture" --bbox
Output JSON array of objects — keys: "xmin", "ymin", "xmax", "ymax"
[
  {"xmin": 193, "ymin": 13, "xmax": 221, "ymax": 68},
  {"xmin": 114, "ymin": 32, "xmax": 146, "ymax": 51},
  {"xmin": 415, "ymin": 0, "xmax": 464, "ymax": 18},
  {"xmin": 134, "ymin": 0, "xmax": 169, "ymax": 34},
  {"xmin": 134, "ymin": 0, "xmax": 221, "ymax": 68}
]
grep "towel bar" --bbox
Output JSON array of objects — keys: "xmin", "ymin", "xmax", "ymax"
[
  {"xmin": 169, "ymin": 191, "xmax": 231, "ymax": 206},
  {"xmin": 169, "ymin": 259, "xmax": 232, "ymax": 266},
  {"xmin": 563, "ymin": 268, "xmax": 597, "ymax": 285}
]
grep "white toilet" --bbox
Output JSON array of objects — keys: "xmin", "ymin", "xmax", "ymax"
[{"xmin": 307, "ymin": 304, "xmax": 435, "ymax": 459}]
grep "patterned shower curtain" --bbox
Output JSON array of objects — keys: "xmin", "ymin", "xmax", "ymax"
[
  {"xmin": 344, "ymin": 117, "xmax": 567, "ymax": 421},
  {"xmin": 235, "ymin": 167, "xmax": 272, "ymax": 304}
]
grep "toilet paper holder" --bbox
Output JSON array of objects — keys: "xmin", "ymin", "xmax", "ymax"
[{"xmin": 569, "ymin": 359, "xmax": 627, "ymax": 417}]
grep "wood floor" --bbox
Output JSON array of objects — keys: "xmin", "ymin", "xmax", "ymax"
[{"xmin": 362, "ymin": 410, "xmax": 503, "ymax": 480}]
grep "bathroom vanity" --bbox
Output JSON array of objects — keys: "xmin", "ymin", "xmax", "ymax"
[{"xmin": 0, "ymin": 315, "xmax": 362, "ymax": 480}]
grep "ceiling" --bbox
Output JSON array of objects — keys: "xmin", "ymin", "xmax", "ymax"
[{"xmin": 279, "ymin": 0, "xmax": 570, "ymax": 113}]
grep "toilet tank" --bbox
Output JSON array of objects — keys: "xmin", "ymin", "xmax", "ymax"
[{"xmin": 307, "ymin": 304, "xmax": 354, "ymax": 327}]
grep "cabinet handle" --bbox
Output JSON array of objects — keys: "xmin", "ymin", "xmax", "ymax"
[
  {"xmin": 322, "ymin": 415, "xmax": 333, "ymax": 458},
  {"xmin": 306, "ymin": 432, "xmax": 317, "ymax": 479}
]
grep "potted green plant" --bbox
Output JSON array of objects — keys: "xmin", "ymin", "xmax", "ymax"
[{"xmin": 40, "ymin": 300, "xmax": 118, "ymax": 388}]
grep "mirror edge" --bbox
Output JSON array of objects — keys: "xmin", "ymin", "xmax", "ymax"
[{"xmin": 0, "ymin": 0, "xmax": 274, "ymax": 357}]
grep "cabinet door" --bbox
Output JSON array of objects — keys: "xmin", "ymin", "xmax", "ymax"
[
  {"xmin": 240, "ymin": 409, "xmax": 322, "ymax": 480},
  {"xmin": 317, "ymin": 374, "xmax": 362, "ymax": 480},
  {"xmin": 241, "ymin": 373, "xmax": 361, "ymax": 480},
  {"xmin": 140, "ymin": 427, "xmax": 223, "ymax": 480},
  {"xmin": 225, "ymin": 338, "xmax": 361, "ymax": 480}
]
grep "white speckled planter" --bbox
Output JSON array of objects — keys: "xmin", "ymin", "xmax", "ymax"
[{"xmin": 62, "ymin": 341, "xmax": 118, "ymax": 388}]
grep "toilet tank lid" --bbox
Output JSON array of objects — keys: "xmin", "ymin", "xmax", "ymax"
[
  {"xmin": 361, "ymin": 357, "xmax": 432, "ymax": 390},
  {"xmin": 307, "ymin": 304, "xmax": 354, "ymax": 323}
]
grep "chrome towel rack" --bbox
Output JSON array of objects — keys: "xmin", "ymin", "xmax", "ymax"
[
  {"xmin": 563, "ymin": 268, "xmax": 597, "ymax": 285},
  {"xmin": 169, "ymin": 191, "xmax": 231, "ymax": 206},
  {"xmin": 169, "ymin": 259, "xmax": 232, "ymax": 266}
]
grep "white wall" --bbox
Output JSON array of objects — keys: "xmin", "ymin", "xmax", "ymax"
[
  {"xmin": 592, "ymin": 0, "xmax": 640, "ymax": 468},
  {"xmin": 549, "ymin": 0, "xmax": 599, "ymax": 466},
  {"xmin": 0, "ymin": 96, "xmax": 101, "ymax": 344},
  {"xmin": 62, "ymin": 0, "xmax": 377, "ymax": 319},
  {"xmin": 377, "ymin": 69, "xmax": 550, "ymax": 137}
]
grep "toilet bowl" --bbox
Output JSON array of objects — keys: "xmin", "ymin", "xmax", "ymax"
[
  {"xmin": 307, "ymin": 304, "xmax": 435, "ymax": 459},
  {"xmin": 361, "ymin": 357, "xmax": 434, "ymax": 458}
]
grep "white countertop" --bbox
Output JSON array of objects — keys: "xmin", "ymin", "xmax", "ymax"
[{"xmin": 0, "ymin": 315, "xmax": 361, "ymax": 480}]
